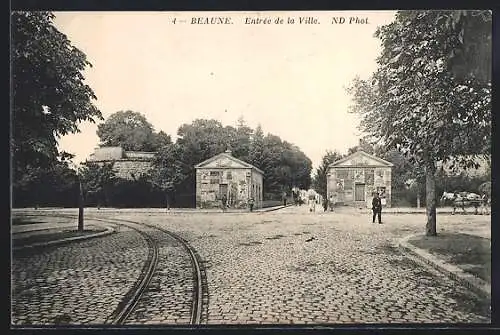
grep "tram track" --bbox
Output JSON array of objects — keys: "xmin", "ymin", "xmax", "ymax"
[{"xmin": 12, "ymin": 213, "xmax": 207, "ymax": 325}]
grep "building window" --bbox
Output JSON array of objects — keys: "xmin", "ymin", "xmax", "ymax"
[
  {"xmin": 227, "ymin": 171, "xmax": 232, "ymax": 179},
  {"xmin": 336, "ymin": 169, "xmax": 348, "ymax": 179},
  {"xmin": 210, "ymin": 171, "xmax": 219, "ymax": 176},
  {"xmin": 210, "ymin": 179, "xmax": 219, "ymax": 184}
]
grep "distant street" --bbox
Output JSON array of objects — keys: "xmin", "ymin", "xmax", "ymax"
[{"xmin": 11, "ymin": 206, "xmax": 490, "ymax": 325}]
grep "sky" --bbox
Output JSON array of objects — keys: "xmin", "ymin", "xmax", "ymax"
[{"xmin": 54, "ymin": 11, "xmax": 397, "ymax": 170}]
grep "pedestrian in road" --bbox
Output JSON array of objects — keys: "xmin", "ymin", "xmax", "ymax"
[
  {"xmin": 248, "ymin": 197, "xmax": 255, "ymax": 212},
  {"xmin": 308, "ymin": 193, "xmax": 316, "ymax": 212},
  {"xmin": 221, "ymin": 193, "xmax": 228, "ymax": 212},
  {"xmin": 329, "ymin": 194, "xmax": 335, "ymax": 212},
  {"xmin": 372, "ymin": 192, "xmax": 382, "ymax": 224},
  {"xmin": 322, "ymin": 196, "xmax": 328, "ymax": 212}
]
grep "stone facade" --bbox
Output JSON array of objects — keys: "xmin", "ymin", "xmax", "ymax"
[
  {"xmin": 87, "ymin": 147, "xmax": 156, "ymax": 180},
  {"xmin": 195, "ymin": 151, "xmax": 264, "ymax": 209},
  {"xmin": 327, "ymin": 150, "xmax": 393, "ymax": 208}
]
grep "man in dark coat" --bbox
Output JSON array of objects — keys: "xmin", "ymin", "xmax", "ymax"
[
  {"xmin": 221, "ymin": 193, "xmax": 228, "ymax": 212},
  {"xmin": 372, "ymin": 192, "xmax": 382, "ymax": 224}
]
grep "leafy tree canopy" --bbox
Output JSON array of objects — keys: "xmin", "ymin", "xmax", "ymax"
[
  {"xmin": 12, "ymin": 11, "xmax": 102, "ymax": 178},
  {"xmin": 96, "ymin": 110, "xmax": 171, "ymax": 151},
  {"xmin": 347, "ymin": 10, "xmax": 491, "ymax": 235},
  {"xmin": 313, "ymin": 150, "xmax": 344, "ymax": 197},
  {"xmin": 348, "ymin": 10, "xmax": 491, "ymax": 169}
]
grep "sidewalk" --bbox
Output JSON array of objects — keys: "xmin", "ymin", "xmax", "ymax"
[
  {"xmin": 12, "ymin": 205, "xmax": 292, "ymax": 215},
  {"xmin": 351, "ymin": 206, "xmax": 487, "ymax": 215},
  {"xmin": 397, "ymin": 233, "xmax": 491, "ymax": 298},
  {"xmin": 12, "ymin": 219, "xmax": 116, "ymax": 251}
]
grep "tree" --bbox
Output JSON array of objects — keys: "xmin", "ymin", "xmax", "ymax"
[
  {"xmin": 348, "ymin": 10, "xmax": 491, "ymax": 236},
  {"xmin": 150, "ymin": 143, "xmax": 185, "ymax": 209},
  {"xmin": 312, "ymin": 150, "xmax": 344, "ymax": 198},
  {"xmin": 259, "ymin": 134, "xmax": 312, "ymax": 197},
  {"xmin": 13, "ymin": 154, "xmax": 79, "ymax": 208},
  {"xmin": 230, "ymin": 117, "xmax": 253, "ymax": 162},
  {"xmin": 248, "ymin": 124, "xmax": 265, "ymax": 170},
  {"xmin": 173, "ymin": 120, "xmax": 312, "ymax": 203},
  {"xmin": 96, "ymin": 110, "xmax": 171, "ymax": 151},
  {"xmin": 79, "ymin": 161, "xmax": 117, "ymax": 207},
  {"xmin": 11, "ymin": 11, "xmax": 102, "ymax": 181},
  {"xmin": 153, "ymin": 131, "xmax": 173, "ymax": 150}
]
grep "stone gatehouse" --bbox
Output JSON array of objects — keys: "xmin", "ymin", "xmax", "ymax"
[
  {"xmin": 327, "ymin": 150, "xmax": 393, "ymax": 208},
  {"xmin": 195, "ymin": 150, "xmax": 264, "ymax": 209}
]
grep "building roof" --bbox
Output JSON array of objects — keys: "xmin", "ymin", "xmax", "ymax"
[
  {"xmin": 329, "ymin": 150, "xmax": 394, "ymax": 168},
  {"xmin": 89, "ymin": 146, "xmax": 157, "ymax": 161},
  {"xmin": 195, "ymin": 150, "xmax": 264, "ymax": 175}
]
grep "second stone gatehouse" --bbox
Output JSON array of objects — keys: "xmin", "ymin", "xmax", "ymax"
[
  {"xmin": 195, "ymin": 150, "xmax": 264, "ymax": 209},
  {"xmin": 327, "ymin": 150, "xmax": 393, "ymax": 208}
]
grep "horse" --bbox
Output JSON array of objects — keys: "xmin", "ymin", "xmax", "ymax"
[{"xmin": 440, "ymin": 191, "xmax": 482, "ymax": 215}]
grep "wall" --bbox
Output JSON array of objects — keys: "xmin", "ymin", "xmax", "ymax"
[
  {"xmin": 112, "ymin": 160, "xmax": 154, "ymax": 180},
  {"xmin": 196, "ymin": 168, "xmax": 263, "ymax": 209},
  {"xmin": 89, "ymin": 147, "xmax": 124, "ymax": 161},
  {"xmin": 251, "ymin": 170, "xmax": 264, "ymax": 209}
]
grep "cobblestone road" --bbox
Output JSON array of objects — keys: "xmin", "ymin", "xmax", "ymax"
[
  {"xmin": 11, "ymin": 206, "xmax": 491, "ymax": 325},
  {"xmin": 12, "ymin": 225, "xmax": 148, "ymax": 325}
]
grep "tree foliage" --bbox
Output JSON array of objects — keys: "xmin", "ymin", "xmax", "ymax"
[
  {"xmin": 79, "ymin": 161, "xmax": 117, "ymax": 206},
  {"xmin": 11, "ymin": 11, "xmax": 102, "ymax": 180},
  {"xmin": 151, "ymin": 118, "xmax": 312, "ymax": 205},
  {"xmin": 312, "ymin": 150, "xmax": 344, "ymax": 197},
  {"xmin": 347, "ymin": 10, "xmax": 491, "ymax": 235},
  {"xmin": 12, "ymin": 156, "xmax": 79, "ymax": 208},
  {"xmin": 96, "ymin": 110, "xmax": 171, "ymax": 151}
]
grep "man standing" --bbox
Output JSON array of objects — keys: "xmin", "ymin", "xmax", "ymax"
[
  {"xmin": 329, "ymin": 194, "xmax": 335, "ymax": 212},
  {"xmin": 282, "ymin": 191, "xmax": 287, "ymax": 206},
  {"xmin": 308, "ymin": 193, "xmax": 316, "ymax": 212},
  {"xmin": 221, "ymin": 193, "xmax": 228, "ymax": 212},
  {"xmin": 372, "ymin": 192, "xmax": 382, "ymax": 224},
  {"xmin": 248, "ymin": 197, "xmax": 255, "ymax": 212},
  {"xmin": 322, "ymin": 196, "xmax": 328, "ymax": 212}
]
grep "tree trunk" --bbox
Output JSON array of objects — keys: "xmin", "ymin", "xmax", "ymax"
[
  {"xmin": 78, "ymin": 181, "xmax": 84, "ymax": 232},
  {"xmin": 425, "ymin": 161, "xmax": 437, "ymax": 236},
  {"xmin": 417, "ymin": 193, "xmax": 421, "ymax": 208}
]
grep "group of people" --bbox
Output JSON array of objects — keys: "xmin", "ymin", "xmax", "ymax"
[
  {"xmin": 219, "ymin": 194, "xmax": 255, "ymax": 212},
  {"xmin": 307, "ymin": 191, "xmax": 384, "ymax": 224}
]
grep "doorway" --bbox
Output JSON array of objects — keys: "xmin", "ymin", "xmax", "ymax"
[
  {"xmin": 355, "ymin": 183, "xmax": 365, "ymax": 201},
  {"xmin": 219, "ymin": 184, "xmax": 228, "ymax": 199}
]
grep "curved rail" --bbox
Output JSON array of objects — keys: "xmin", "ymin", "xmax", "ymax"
[
  {"xmin": 107, "ymin": 224, "xmax": 159, "ymax": 324},
  {"xmin": 18, "ymin": 213, "xmax": 206, "ymax": 325},
  {"xmin": 97, "ymin": 217, "xmax": 204, "ymax": 325}
]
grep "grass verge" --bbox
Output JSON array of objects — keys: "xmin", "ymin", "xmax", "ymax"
[{"xmin": 408, "ymin": 233, "xmax": 490, "ymax": 283}]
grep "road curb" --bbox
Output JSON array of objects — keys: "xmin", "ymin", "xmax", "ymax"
[
  {"xmin": 396, "ymin": 234, "xmax": 490, "ymax": 299},
  {"xmin": 257, "ymin": 204, "xmax": 293, "ymax": 213},
  {"xmin": 13, "ymin": 225, "xmax": 117, "ymax": 251}
]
